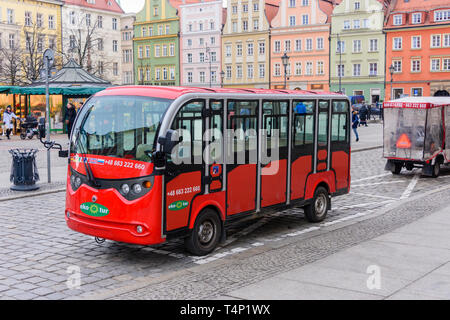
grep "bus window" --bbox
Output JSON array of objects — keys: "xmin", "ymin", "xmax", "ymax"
[
  {"xmin": 209, "ymin": 100, "xmax": 223, "ymax": 163},
  {"xmin": 331, "ymin": 100, "xmax": 349, "ymax": 142},
  {"xmin": 227, "ymin": 100, "xmax": 258, "ymax": 162},
  {"xmin": 293, "ymin": 100, "xmax": 314, "ymax": 146},
  {"xmin": 171, "ymin": 100, "xmax": 204, "ymax": 164},
  {"xmin": 318, "ymin": 101, "xmax": 329, "ymax": 147},
  {"xmin": 263, "ymin": 101, "xmax": 288, "ymax": 150}
]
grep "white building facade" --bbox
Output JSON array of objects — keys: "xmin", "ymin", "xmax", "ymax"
[
  {"xmin": 61, "ymin": 0, "xmax": 124, "ymax": 84},
  {"xmin": 120, "ymin": 13, "xmax": 135, "ymax": 85},
  {"xmin": 180, "ymin": 0, "xmax": 224, "ymax": 87}
]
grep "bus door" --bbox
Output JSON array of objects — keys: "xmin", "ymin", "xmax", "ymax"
[
  {"xmin": 261, "ymin": 100, "xmax": 289, "ymax": 207},
  {"xmin": 164, "ymin": 100, "xmax": 206, "ymax": 232},
  {"xmin": 290, "ymin": 100, "xmax": 315, "ymax": 200},
  {"xmin": 330, "ymin": 100, "xmax": 350, "ymax": 192},
  {"xmin": 315, "ymin": 100, "xmax": 331, "ymax": 172},
  {"xmin": 226, "ymin": 100, "xmax": 258, "ymax": 216},
  {"xmin": 206, "ymin": 100, "xmax": 225, "ymax": 193}
]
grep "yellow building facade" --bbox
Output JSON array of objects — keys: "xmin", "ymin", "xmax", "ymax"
[
  {"xmin": 0, "ymin": 0, "xmax": 63, "ymax": 80},
  {"xmin": 222, "ymin": 0, "xmax": 279, "ymax": 88}
]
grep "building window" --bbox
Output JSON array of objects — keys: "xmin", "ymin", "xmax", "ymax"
[
  {"xmin": 337, "ymin": 64, "xmax": 345, "ymax": 77},
  {"xmin": 254, "ymin": 2, "xmax": 259, "ymax": 11},
  {"xmin": 431, "ymin": 35, "xmax": 441, "ymax": 48},
  {"xmin": 306, "ymin": 38, "xmax": 313, "ymax": 51},
  {"xmin": 412, "ymin": 13, "xmax": 422, "ymax": 24},
  {"xmin": 113, "ymin": 40, "xmax": 118, "ymax": 52},
  {"xmin": 302, "ymin": 0, "xmax": 309, "ymax": 6},
  {"xmin": 187, "ymin": 72, "xmax": 193, "ymax": 83},
  {"xmin": 336, "ymin": 40, "xmax": 345, "ymax": 53},
  {"xmin": 343, "ymin": 20, "xmax": 350, "ymax": 30},
  {"xmin": 113, "ymin": 63, "xmax": 118, "ymax": 76},
  {"xmin": 155, "ymin": 45, "xmax": 160, "ymax": 57},
  {"xmin": 170, "ymin": 43, "xmax": 174, "ymax": 56},
  {"xmin": 393, "ymin": 15, "xmax": 402, "ymax": 25},
  {"xmin": 243, "ymin": 20, "xmax": 248, "ymax": 31},
  {"xmin": 236, "ymin": 65, "xmax": 242, "ymax": 79},
  {"xmin": 369, "ymin": 39, "xmax": 378, "ymax": 52},
  {"xmin": 226, "ymin": 65, "xmax": 232, "ymax": 79},
  {"xmin": 187, "ymin": 53, "xmax": 192, "ymax": 63},
  {"xmin": 411, "ymin": 59, "xmax": 421, "ymax": 72},
  {"xmin": 237, "ymin": 44, "xmax": 242, "ymax": 56},
  {"xmin": 444, "ymin": 34, "xmax": 450, "ymax": 47},
  {"xmin": 259, "ymin": 42, "xmax": 265, "ymax": 55},
  {"xmin": 353, "ymin": 20, "xmax": 360, "ymax": 29},
  {"xmin": 306, "ymin": 62, "xmax": 313, "ymax": 75},
  {"xmin": 274, "ymin": 41, "xmax": 281, "ymax": 53},
  {"xmin": 274, "ymin": 63, "xmax": 281, "ymax": 76},
  {"xmin": 247, "ymin": 64, "xmax": 254, "ymax": 79},
  {"xmin": 259, "ymin": 64, "xmax": 265, "ymax": 78},
  {"xmin": 369, "ymin": 63, "xmax": 378, "ymax": 76},
  {"xmin": 36, "ymin": 13, "xmax": 43, "ymax": 28},
  {"xmin": 226, "ymin": 45, "xmax": 231, "ymax": 57},
  {"xmin": 295, "ymin": 62, "xmax": 302, "ymax": 75},
  {"xmin": 48, "ymin": 15, "xmax": 55, "ymax": 29},
  {"xmin": 211, "ymin": 71, "xmax": 217, "ymax": 83},
  {"xmin": 97, "ymin": 16, "xmax": 103, "ymax": 28},
  {"xmin": 289, "ymin": 16, "xmax": 296, "ymax": 26},
  {"xmin": 138, "ymin": 46, "xmax": 143, "ymax": 58},
  {"xmin": 155, "ymin": 68, "xmax": 160, "ymax": 80},
  {"xmin": 353, "ymin": 40, "xmax": 361, "ymax": 53},
  {"xmin": 112, "ymin": 18, "xmax": 118, "ymax": 30},
  {"xmin": 289, "ymin": 0, "xmax": 296, "ymax": 7},
  {"xmin": 9, "ymin": 34, "xmax": 15, "ymax": 49},
  {"xmin": 353, "ymin": 64, "xmax": 361, "ymax": 76},
  {"xmin": 284, "ymin": 40, "xmax": 291, "ymax": 52},
  {"xmin": 199, "ymin": 71, "xmax": 205, "ymax": 83},
  {"xmin": 354, "ymin": 2, "xmax": 360, "ymax": 10},
  {"xmin": 434, "ymin": 10, "xmax": 450, "ymax": 22},
  {"xmin": 410, "ymin": 36, "xmax": 420, "ymax": 49},
  {"xmin": 253, "ymin": 19, "xmax": 259, "ymax": 30},
  {"xmin": 302, "ymin": 15, "xmax": 309, "ymax": 25},
  {"xmin": 393, "ymin": 37, "xmax": 402, "ymax": 50},
  {"xmin": 199, "ymin": 52, "xmax": 205, "ymax": 62},
  {"xmin": 86, "ymin": 14, "xmax": 91, "ymax": 27},
  {"xmin": 316, "ymin": 61, "xmax": 324, "ymax": 75},
  {"xmin": 443, "ymin": 58, "xmax": 450, "ymax": 71},
  {"xmin": 393, "ymin": 60, "xmax": 402, "ymax": 73},
  {"xmin": 431, "ymin": 58, "xmax": 440, "ymax": 71},
  {"xmin": 98, "ymin": 38, "xmax": 103, "ymax": 51},
  {"xmin": 7, "ymin": 9, "xmax": 14, "ymax": 24},
  {"xmin": 411, "ymin": 88, "xmax": 422, "ymax": 96},
  {"xmin": 317, "ymin": 38, "xmax": 324, "ymax": 50},
  {"xmin": 247, "ymin": 43, "xmax": 254, "ymax": 56},
  {"xmin": 295, "ymin": 39, "xmax": 302, "ymax": 51}
]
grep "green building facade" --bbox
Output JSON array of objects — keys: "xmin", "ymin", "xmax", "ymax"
[
  {"xmin": 133, "ymin": 0, "xmax": 180, "ymax": 86},
  {"xmin": 330, "ymin": 0, "xmax": 386, "ymax": 104}
]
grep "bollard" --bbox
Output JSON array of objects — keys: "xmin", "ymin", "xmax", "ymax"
[{"xmin": 9, "ymin": 149, "xmax": 40, "ymax": 191}]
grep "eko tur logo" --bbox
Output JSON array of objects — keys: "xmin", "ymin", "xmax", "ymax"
[
  {"xmin": 168, "ymin": 200, "xmax": 189, "ymax": 211},
  {"xmin": 80, "ymin": 202, "xmax": 110, "ymax": 217}
]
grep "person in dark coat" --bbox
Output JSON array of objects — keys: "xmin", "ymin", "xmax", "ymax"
[
  {"xmin": 352, "ymin": 110, "xmax": 360, "ymax": 142},
  {"xmin": 63, "ymin": 102, "xmax": 77, "ymax": 139},
  {"xmin": 359, "ymin": 104, "xmax": 368, "ymax": 127}
]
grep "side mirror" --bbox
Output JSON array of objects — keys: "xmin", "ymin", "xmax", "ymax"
[{"xmin": 158, "ymin": 129, "xmax": 181, "ymax": 155}]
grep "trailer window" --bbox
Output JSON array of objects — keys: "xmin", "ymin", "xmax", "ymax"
[
  {"xmin": 331, "ymin": 100, "xmax": 349, "ymax": 142},
  {"xmin": 293, "ymin": 100, "xmax": 314, "ymax": 146}
]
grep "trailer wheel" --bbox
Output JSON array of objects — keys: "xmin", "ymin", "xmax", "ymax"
[
  {"xmin": 432, "ymin": 162, "xmax": 440, "ymax": 178},
  {"xmin": 391, "ymin": 163, "xmax": 402, "ymax": 175},
  {"xmin": 304, "ymin": 186, "xmax": 329, "ymax": 223},
  {"xmin": 185, "ymin": 208, "xmax": 222, "ymax": 256}
]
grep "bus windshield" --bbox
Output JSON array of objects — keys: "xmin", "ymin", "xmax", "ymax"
[{"xmin": 71, "ymin": 95, "xmax": 173, "ymax": 162}]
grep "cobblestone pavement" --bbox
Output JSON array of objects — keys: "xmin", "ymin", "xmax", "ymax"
[{"xmin": 1, "ymin": 148, "xmax": 450, "ymax": 300}]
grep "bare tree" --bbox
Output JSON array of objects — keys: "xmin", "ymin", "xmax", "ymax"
[
  {"xmin": 60, "ymin": 13, "xmax": 115, "ymax": 78},
  {"xmin": 0, "ymin": 45, "xmax": 25, "ymax": 85},
  {"xmin": 22, "ymin": 23, "xmax": 45, "ymax": 83}
]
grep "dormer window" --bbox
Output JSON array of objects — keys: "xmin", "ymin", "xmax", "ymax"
[
  {"xmin": 434, "ymin": 10, "xmax": 450, "ymax": 22},
  {"xmin": 393, "ymin": 14, "xmax": 402, "ymax": 25},
  {"xmin": 412, "ymin": 12, "xmax": 422, "ymax": 24}
]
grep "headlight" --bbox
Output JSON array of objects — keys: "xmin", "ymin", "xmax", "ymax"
[
  {"xmin": 120, "ymin": 184, "xmax": 130, "ymax": 195},
  {"xmin": 75, "ymin": 177, "xmax": 82, "ymax": 188},
  {"xmin": 132, "ymin": 183, "xmax": 142, "ymax": 194}
]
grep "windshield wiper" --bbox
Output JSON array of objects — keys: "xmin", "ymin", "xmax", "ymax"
[{"xmin": 74, "ymin": 128, "xmax": 100, "ymax": 188}]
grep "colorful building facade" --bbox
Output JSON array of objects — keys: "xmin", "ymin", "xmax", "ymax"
[
  {"xmin": 222, "ymin": 0, "xmax": 279, "ymax": 89},
  {"xmin": 385, "ymin": 0, "xmax": 450, "ymax": 99},
  {"xmin": 330, "ymin": 0, "xmax": 387, "ymax": 103},
  {"xmin": 271, "ymin": 0, "xmax": 333, "ymax": 91},
  {"xmin": 180, "ymin": 0, "xmax": 224, "ymax": 87},
  {"xmin": 134, "ymin": 0, "xmax": 180, "ymax": 86},
  {"xmin": 121, "ymin": 13, "xmax": 136, "ymax": 85}
]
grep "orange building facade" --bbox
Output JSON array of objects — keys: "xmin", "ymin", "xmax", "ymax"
[
  {"xmin": 270, "ymin": 0, "xmax": 335, "ymax": 90},
  {"xmin": 385, "ymin": 0, "xmax": 450, "ymax": 100}
]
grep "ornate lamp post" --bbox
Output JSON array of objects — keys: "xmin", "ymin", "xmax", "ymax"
[
  {"xmin": 389, "ymin": 64, "xmax": 395, "ymax": 100},
  {"xmin": 281, "ymin": 52, "xmax": 290, "ymax": 89},
  {"xmin": 220, "ymin": 70, "xmax": 225, "ymax": 88}
]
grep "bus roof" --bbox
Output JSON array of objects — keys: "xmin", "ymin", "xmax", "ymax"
[
  {"xmin": 95, "ymin": 86, "xmax": 345, "ymax": 100},
  {"xmin": 384, "ymin": 96, "xmax": 450, "ymax": 109}
]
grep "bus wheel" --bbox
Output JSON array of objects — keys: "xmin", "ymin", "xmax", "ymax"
[
  {"xmin": 185, "ymin": 208, "xmax": 222, "ymax": 256},
  {"xmin": 391, "ymin": 163, "xmax": 402, "ymax": 175},
  {"xmin": 304, "ymin": 187, "xmax": 329, "ymax": 223},
  {"xmin": 432, "ymin": 162, "xmax": 440, "ymax": 178}
]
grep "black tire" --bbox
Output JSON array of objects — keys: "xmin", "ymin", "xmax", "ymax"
[
  {"xmin": 185, "ymin": 208, "xmax": 222, "ymax": 256},
  {"xmin": 431, "ymin": 162, "xmax": 440, "ymax": 178},
  {"xmin": 391, "ymin": 163, "xmax": 402, "ymax": 175},
  {"xmin": 304, "ymin": 186, "xmax": 329, "ymax": 223},
  {"xmin": 20, "ymin": 133, "xmax": 26, "ymax": 140}
]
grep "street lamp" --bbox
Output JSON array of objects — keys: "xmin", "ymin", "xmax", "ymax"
[
  {"xmin": 220, "ymin": 70, "xmax": 225, "ymax": 88},
  {"xmin": 389, "ymin": 64, "xmax": 395, "ymax": 100},
  {"xmin": 281, "ymin": 52, "xmax": 290, "ymax": 89}
]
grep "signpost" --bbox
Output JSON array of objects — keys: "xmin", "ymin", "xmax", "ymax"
[{"xmin": 43, "ymin": 49, "xmax": 55, "ymax": 183}]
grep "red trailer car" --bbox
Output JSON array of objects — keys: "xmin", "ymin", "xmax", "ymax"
[{"xmin": 383, "ymin": 97, "xmax": 450, "ymax": 177}]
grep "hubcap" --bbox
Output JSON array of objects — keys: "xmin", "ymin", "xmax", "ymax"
[
  {"xmin": 198, "ymin": 220, "xmax": 215, "ymax": 245},
  {"xmin": 315, "ymin": 194, "xmax": 327, "ymax": 217}
]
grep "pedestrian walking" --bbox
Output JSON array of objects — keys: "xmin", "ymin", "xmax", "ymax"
[
  {"xmin": 367, "ymin": 104, "xmax": 372, "ymax": 120},
  {"xmin": 3, "ymin": 105, "xmax": 18, "ymax": 140},
  {"xmin": 359, "ymin": 104, "xmax": 368, "ymax": 127},
  {"xmin": 352, "ymin": 110, "xmax": 360, "ymax": 142},
  {"xmin": 63, "ymin": 102, "xmax": 77, "ymax": 139}
]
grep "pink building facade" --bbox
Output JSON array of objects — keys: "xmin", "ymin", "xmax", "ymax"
[
  {"xmin": 179, "ymin": 0, "xmax": 224, "ymax": 87},
  {"xmin": 270, "ymin": 0, "xmax": 334, "ymax": 90}
]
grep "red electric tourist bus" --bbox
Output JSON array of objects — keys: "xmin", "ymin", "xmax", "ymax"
[{"xmin": 65, "ymin": 86, "xmax": 351, "ymax": 255}]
